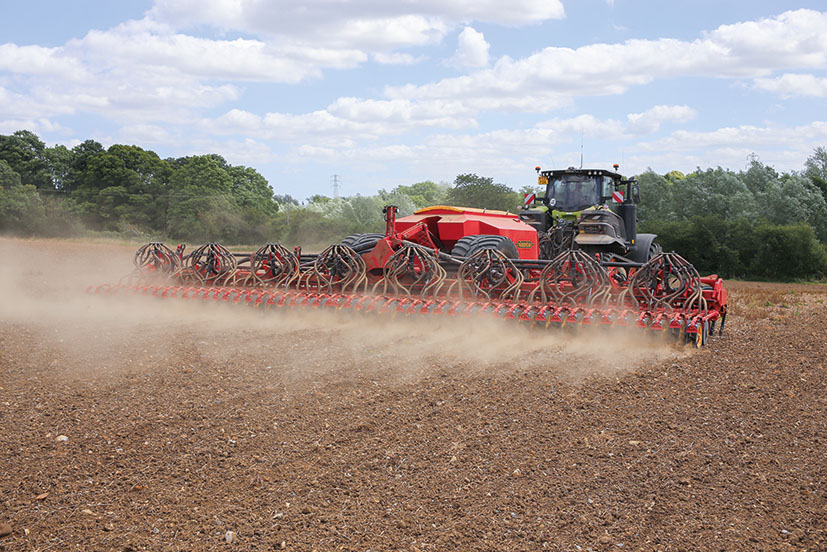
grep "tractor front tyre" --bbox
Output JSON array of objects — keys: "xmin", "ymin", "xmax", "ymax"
[
  {"xmin": 451, "ymin": 235, "xmax": 519, "ymax": 259},
  {"xmin": 341, "ymin": 233, "xmax": 384, "ymax": 253}
]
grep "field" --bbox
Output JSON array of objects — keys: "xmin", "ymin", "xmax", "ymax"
[{"xmin": 0, "ymin": 237, "xmax": 824, "ymax": 551}]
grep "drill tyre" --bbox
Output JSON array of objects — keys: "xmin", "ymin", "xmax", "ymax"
[
  {"xmin": 451, "ymin": 235, "xmax": 519, "ymax": 259},
  {"xmin": 341, "ymin": 233, "xmax": 385, "ymax": 253}
]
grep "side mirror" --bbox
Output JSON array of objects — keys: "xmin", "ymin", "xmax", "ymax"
[{"xmin": 632, "ymin": 184, "xmax": 641, "ymax": 203}]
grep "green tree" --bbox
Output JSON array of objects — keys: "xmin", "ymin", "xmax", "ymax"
[
  {"xmin": 0, "ymin": 185, "xmax": 47, "ymax": 234},
  {"xmin": 274, "ymin": 194, "xmax": 299, "ymax": 205},
  {"xmin": 643, "ymin": 215, "xmax": 827, "ymax": 280},
  {"xmin": 762, "ymin": 172, "xmax": 827, "ymax": 241},
  {"xmin": 388, "ymin": 180, "xmax": 448, "ymax": 209},
  {"xmin": 307, "ymin": 194, "xmax": 332, "ymax": 205},
  {"xmin": 678, "ymin": 168, "xmax": 758, "ymax": 221},
  {"xmin": 227, "ymin": 165, "xmax": 278, "ymax": 214},
  {"xmin": 749, "ymin": 222, "xmax": 827, "ymax": 280},
  {"xmin": 108, "ymin": 145, "xmax": 172, "ymax": 230},
  {"xmin": 69, "ymin": 140, "xmax": 104, "ymax": 182},
  {"xmin": 45, "ymin": 144, "xmax": 73, "ymax": 191},
  {"xmin": 0, "ymin": 130, "xmax": 52, "ymax": 188},
  {"xmin": 0, "ymin": 159, "xmax": 22, "ymax": 188},
  {"xmin": 375, "ymin": 188, "xmax": 417, "ymax": 216},
  {"xmin": 73, "ymin": 152, "xmax": 137, "ymax": 228},
  {"xmin": 637, "ymin": 170, "xmax": 677, "ymax": 225},
  {"xmin": 804, "ymin": 146, "xmax": 827, "ymax": 198},
  {"xmin": 445, "ymin": 173, "xmax": 520, "ymax": 212},
  {"xmin": 340, "ymin": 195, "xmax": 386, "ymax": 231},
  {"xmin": 71, "ymin": 144, "xmax": 171, "ymax": 230},
  {"xmin": 166, "ymin": 155, "xmax": 237, "ymax": 240}
]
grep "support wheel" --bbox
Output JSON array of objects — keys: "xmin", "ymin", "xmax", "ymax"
[
  {"xmin": 451, "ymin": 235, "xmax": 519, "ymax": 259},
  {"xmin": 341, "ymin": 233, "xmax": 384, "ymax": 252},
  {"xmin": 690, "ymin": 320, "xmax": 709, "ymax": 348}
]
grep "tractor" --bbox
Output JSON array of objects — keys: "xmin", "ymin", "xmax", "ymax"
[
  {"xmin": 91, "ymin": 164, "xmax": 728, "ymax": 347},
  {"xmin": 518, "ymin": 165, "xmax": 660, "ymax": 263}
]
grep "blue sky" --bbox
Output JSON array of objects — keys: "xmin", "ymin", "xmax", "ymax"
[{"xmin": 1, "ymin": 1, "xmax": 826, "ymax": 200}]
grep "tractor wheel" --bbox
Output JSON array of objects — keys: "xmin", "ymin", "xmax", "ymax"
[
  {"xmin": 451, "ymin": 235, "xmax": 519, "ymax": 259},
  {"xmin": 341, "ymin": 233, "xmax": 384, "ymax": 252}
]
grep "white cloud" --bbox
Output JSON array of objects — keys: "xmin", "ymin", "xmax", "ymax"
[
  {"xmin": 372, "ymin": 52, "xmax": 424, "ymax": 66},
  {"xmin": 0, "ymin": 117, "xmax": 71, "ymax": 136},
  {"xmin": 0, "ymin": 44, "xmax": 89, "ymax": 80},
  {"xmin": 148, "ymin": 0, "xmax": 565, "ymax": 40},
  {"xmin": 74, "ymin": 25, "xmax": 365, "ymax": 83},
  {"xmin": 637, "ymin": 121, "xmax": 827, "ymax": 151},
  {"xmin": 447, "ymin": 27, "xmax": 490, "ymax": 68},
  {"xmin": 200, "ymin": 103, "xmax": 695, "ymax": 161},
  {"xmin": 754, "ymin": 73, "xmax": 827, "ymax": 97},
  {"xmin": 0, "ymin": 86, "xmax": 78, "ymax": 119},
  {"xmin": 0, "ymin": 1, "xmax": 561, "ymax": 131},
  {"xmin": 199, "ymin": 137, "xmax": 273, "ymax": 166},
  {"xmin": 119, "ymin": 124, "xmax": 173, "ymax": 144},
  {"xmin": 134, "ymin": 1, "xmax": 564, "ymax": 80},
  {"xmin": 272, "ymin": 107, "xmax": 698, "ymax": 176},
  {"xmin": 203, "ymin": 96, "xmax": 478, "ymax": 144},
  {"xmin": 625, "ymin": 105, "xmax": 696, "ymax": 134},
  {"xmin": 387, "ymin": 9, "xmax": 827, "ymax": 112}
]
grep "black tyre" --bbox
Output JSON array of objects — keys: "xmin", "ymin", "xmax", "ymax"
[
  {"xmin": 341, "ymin": 233, "xmax": 384, "ymax": 252},
  {"xmin": 451, "ymin": 235, "xmax": 519, "ymax": 259}
]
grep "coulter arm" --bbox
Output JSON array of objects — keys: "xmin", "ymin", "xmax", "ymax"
[{"xmin": 90, "ymin": 240, "xmax": 727, "ymax": 347}]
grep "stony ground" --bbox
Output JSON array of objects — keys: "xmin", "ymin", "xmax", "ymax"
[{"xmin": 0, "ymin": 237, "xmax": 824, "ymax": 551}]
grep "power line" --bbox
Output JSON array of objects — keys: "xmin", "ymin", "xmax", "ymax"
[{"xmin": 330, "ymin": 174, "xmax": 341, "ymax": 198}]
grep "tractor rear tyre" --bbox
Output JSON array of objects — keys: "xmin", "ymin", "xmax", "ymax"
[
  {"xmin": 341, "ymin": 233, "xmax": 384, "ymax": 253},
  {"xmin": 451, "ymin": 235, "xmax": 519, "ymax": 259}
]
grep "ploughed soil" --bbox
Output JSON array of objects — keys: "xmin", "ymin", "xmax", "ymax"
[{"xmin": 0, "ymin": 237, "xmax": 824, "ymax": 551}]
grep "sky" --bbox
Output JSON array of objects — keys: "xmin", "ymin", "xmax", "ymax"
[{"xmin": 1, "ymin": 1, "xmax": 826, "ymax": 200}]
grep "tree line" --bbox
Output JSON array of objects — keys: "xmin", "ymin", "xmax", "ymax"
[
  {"xmin": 2, "ymin": 129, "xmax": 826, "ymax": 280},
  {"xmin": 636, "ymin": 156, "xmax": 827, "ymax": 280}
]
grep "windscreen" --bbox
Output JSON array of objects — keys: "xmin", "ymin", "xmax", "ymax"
[{"xmin": 547, "ymin": 175, "xmax": 600, "ymax": 212}]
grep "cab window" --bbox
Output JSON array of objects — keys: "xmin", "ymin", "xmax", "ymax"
[{"xmin": 602, "ymin": 176, "xmax": 614, "ymax": 201}]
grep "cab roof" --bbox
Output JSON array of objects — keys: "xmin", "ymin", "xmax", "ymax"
[{"xmin": 538, "ymin": 167, "xmax": 621, "ymax": 180}]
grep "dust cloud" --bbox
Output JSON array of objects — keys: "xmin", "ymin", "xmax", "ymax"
[{"xmin": 0, "ymin": 237, "xmax": 685, "ymax": 384}]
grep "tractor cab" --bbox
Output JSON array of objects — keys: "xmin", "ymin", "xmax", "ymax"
[
  {"xmin": 520, "ymin": 167, "xmax": 625, "ymax": 232},
  {"xmin": 520, "ymin": 165, "xmax": 657, "ymax": 262},
  {"xmin": 541, "ymin": 167, "xmax": 621, "ymax": 215}
]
